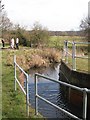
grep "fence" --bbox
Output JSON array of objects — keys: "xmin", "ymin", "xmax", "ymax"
[
  {"xmin": 62, "ymin": 40, "xmax": 90, "ymax": 71},
  {"xmin": 35, "ymin": 73, "xmax": 90, "ymax": 120},
  {"xmin": 14, "ymin": 55, "xmax": 29, "ymax": 116}
]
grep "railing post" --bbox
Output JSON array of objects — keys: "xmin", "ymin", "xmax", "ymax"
[
  {"xmin": 72, "ymin": 41, "xmax": 76, "ymax": 71},
  {"xmin": 83, "ymin": 88, "xmax": 88, "ymax": 120},
  {"xmin": 35, "ymin": 74, "xmax": 38, "ymax": 115},
  {"xmin": 26, "ymin": 74, "xmax": 29, "ymax": 116},
  {"xmin": 14, "ymin": 55, "xmax": 16, "ymax": 91},
  {"xmin": 62, "ymin": 41, "xmax": 65, "ymax": 60},
  {"xmin": 65, "ymin": 40, "xmax": 68, "ymax": 64}
]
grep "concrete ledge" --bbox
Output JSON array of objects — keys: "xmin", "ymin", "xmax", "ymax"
[
  {"xmin": 59, "ymin": 60, "xmax": 90, "ymax": 108},
  {"xmin": 60, "ymin": 60, "xmax": 90, "ymax": 88}
]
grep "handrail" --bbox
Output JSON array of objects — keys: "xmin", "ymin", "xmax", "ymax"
[
  {"xmin": 14, "ymin": 61, "xmax": 28, "ymax": 76},
  {"xmin": 35, "ymin": 73, "xmax": 90, "ymax": 120},
  {"xmin": 67, "ymin": 41, "xmax": 90, "ymax": 44},
  {"xmin": 74, "ymin": 42, "xmax": 90, "ymax": 44},
  {"xmin": 62, "ymin": 40, "xmax": 90, "ymax": 70},
  {"xmin": 15, "ymin": 77, "xmax": 26, "ymax": 95},
  {"xmin": 63, "ymin": 49, "xmax": 72, "ymax": 56},
  {"xmin": 14, "ymin": 55, "xmax": 29, "ymax": 116},
  {"xmin": 35, "ymin": 73, "xmax": 83, "ymax": 92}
]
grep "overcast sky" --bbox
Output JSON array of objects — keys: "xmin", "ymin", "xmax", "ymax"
[{"xmin": 2, "ymin": 0, "xmax": 89, "ymax": 31}]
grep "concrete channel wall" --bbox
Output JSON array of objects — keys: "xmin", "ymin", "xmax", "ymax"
[{"xmin": 59, "ymin": 60, "xmax": 90, "ymax": 108}]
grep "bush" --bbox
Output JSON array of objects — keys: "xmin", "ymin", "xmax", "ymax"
[{"xmin": 30, "ymin": 22, "xmax": 50, "ymax": 47}]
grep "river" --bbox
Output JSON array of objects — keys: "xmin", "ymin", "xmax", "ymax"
[{"xmin": 28, "ymin": 64, "xmax": 89, "ymax": 119}]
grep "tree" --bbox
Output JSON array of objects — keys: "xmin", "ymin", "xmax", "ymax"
[
  {"xmin": 0, "ymin": 11, "xmax": 13, "ymax": 30},
  {"xmin": 0, "ymin": 11, "xmax": 13, "ymax": 38},
  {"xmin": 13, "ymin": 24, "xmax": 28, "ymax": 46},
  {"xmin": 30, "ymin": 22, "xmax": 50, "ymax": 47},
  {"xmin": 80, "ymin": 17, "xmax": 90, "ymax": 41}
]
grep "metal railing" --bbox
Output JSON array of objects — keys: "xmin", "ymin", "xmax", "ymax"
[
  {"xmin": 14, "ymin": 55, "xmax": 29, "ymax": 116},
  {"xmin": 62, "ymin": 40, "xmax": 90, "ymax": 71},
  {"xmin": 35, "ymin": 73, "xmax": 90, "ymax": 120}
]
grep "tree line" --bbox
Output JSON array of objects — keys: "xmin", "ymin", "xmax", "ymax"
[{"xmin": 0, "ymin": 10, "xmax": 90, "ymax": 48}]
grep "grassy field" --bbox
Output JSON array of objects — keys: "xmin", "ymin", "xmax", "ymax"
[
  {"xmin": 2, "ymin": 49, "xmax": 43, "ymax": 119},
  {"xmin": 48, "ymin": 36, "xmax": 86, "ymax": 49},
  {"xmin": 64, "ymin": 57, "xmax": 88, "ymax": 72}
]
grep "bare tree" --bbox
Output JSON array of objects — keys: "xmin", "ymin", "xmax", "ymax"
[
  {"xmin": 80, "ymin": 17, "xmax": 90, "ymax": 41},
  {"xmin": 1, "ymin": 11, "xmax": 13, "ymax": 31},
  {"xmin": 0, "ymin": 11, "xmax": 13, "ymax": 37}
]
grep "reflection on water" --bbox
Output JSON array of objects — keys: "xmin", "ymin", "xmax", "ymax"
[
  {"xmin": 28, "ymin": 63, "xmax": 88, "ymax": 119},
  {"xmin": 28, "ymin": 64, "xmax": 59, "ymax": 83}
]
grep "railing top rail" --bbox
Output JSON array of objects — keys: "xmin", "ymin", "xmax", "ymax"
[
  {"xmin": 35, "ymin": 73, "xmax": 90, "ymax": 92},
  {"xmin": 64, "ymin": 40, "xmax": 90, "ymax": 44},
  {"xmin": 74, "ymin": 42, "xmax": 90, "ymax": 44},
  {"xmin": 14, "ymin": 61, "xmax": 28, "ymax": 77}
]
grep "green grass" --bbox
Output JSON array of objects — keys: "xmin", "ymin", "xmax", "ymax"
[
  {"xmin": 2, "ymin": 50, "xmax": 44, "ymax": 119},
  {"xmin": 63, "ymin": 57, "xmax": 88, "ymax": 72},
  {"xmin": 49, "ymin": 36, "xmax": 83, "ymax": 44},
  {"xmin": 48, "ymin": 36, "xmax": 87, "ymax": 50}
]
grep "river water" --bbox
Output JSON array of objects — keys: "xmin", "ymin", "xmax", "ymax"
[{"xmin": 28, "ymin": 64, "xmax": 89, "ymax": 119}]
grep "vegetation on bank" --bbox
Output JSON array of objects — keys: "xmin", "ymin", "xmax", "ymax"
[{"xmin": 6, "ymin": 47, "xmax": 61, "ymax": 70}]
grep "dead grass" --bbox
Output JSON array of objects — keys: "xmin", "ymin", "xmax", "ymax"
[{"xmin": 6, "ymin": 47, "xmax": 61, "ymax": 70}]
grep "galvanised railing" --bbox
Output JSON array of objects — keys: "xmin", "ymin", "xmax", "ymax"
[
  {"xmin": 14, "ymin": 55, "xmax": 29, "ymax": 116},
  {"xmin": 62, "ymin": 40, "xmax": 90, "ymax": 71},
  {"xmin": 35, "ymin": 73, "xmax": 90, "ymax": 120}
]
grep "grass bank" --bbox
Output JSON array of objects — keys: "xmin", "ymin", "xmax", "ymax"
[{"xmin": 2, "ymin": 49, "xmax": 44, "ymax": 119}]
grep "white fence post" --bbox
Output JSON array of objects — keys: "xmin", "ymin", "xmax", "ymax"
[
  {"xmin": 62, "ymin": 41, "xmax": 65, "ymax": 60},
  {"xmin": 72, "ymin": 41, "xmax": 76, "ymax": 71},
  {"xmin": 83, "ymin": 88, "xmax": 88, "ymax": 120},
  {"xmin": 14, "ymin": 55, "xmax": 16, "ymax": 91},
  {"xmin": 65, "ymin": 40, "xmax": 68, "ymax": 64},
  {"xmin": 35, "ymin": 74, "xmax": 38, "ymax": 115},
  {"xmin": 26, "ymin": 74, "xmax": 29, "ymax": 116}
]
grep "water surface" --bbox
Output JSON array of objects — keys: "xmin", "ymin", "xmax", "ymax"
[{"xmin": 28, "ymin": 64, "xmax": 84, "ymax": 119}]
